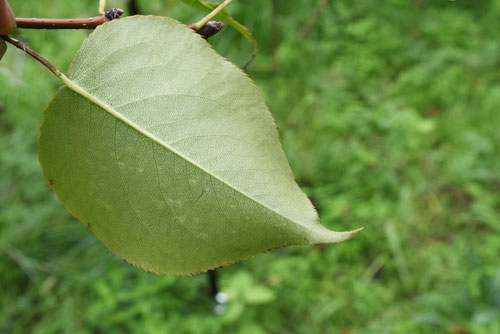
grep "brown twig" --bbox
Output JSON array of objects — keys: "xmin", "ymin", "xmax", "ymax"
[
  {"xmin": 15, "ymin": 8, "xmax": 124, "ymax": 30},
  {"xmin": 15, "ymin": 15, "xmax": 109, "ymax": 29},
  {"xmin": 1, "ymin": 35, "xmax": 60, "ymax": 76},
  {"xmin": 15, "ymin": 9, "xmax": 223, "ymax": 40}
]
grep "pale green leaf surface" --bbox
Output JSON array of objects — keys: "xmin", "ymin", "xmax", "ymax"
[
  {"xmin": 39, "ymin": 16, "xmax": 359, "ymax": 275},
  {"xmin": 180, "ymin": 0, "xmax": 258, "ymax": 55},
  {"xmin": 0, "ymin": 40, "xmax": 6, "ymax": 61}
]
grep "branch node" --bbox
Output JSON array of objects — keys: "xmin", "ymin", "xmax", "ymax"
[
  {"xmin": 104, "ymin": 8, "xmax": 124, "ymax": 21},
  {"xmin": 195, "ymin": 21, "xmax": 225, "ymax": 40},
  {"xmin": 194, "ymin": 0, "xmax": 233, "ymax": 31}
]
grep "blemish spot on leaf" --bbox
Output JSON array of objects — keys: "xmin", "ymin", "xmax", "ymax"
[{"xmin": 196, "ymin": 189, "xmax": 206, "ymax": 201}]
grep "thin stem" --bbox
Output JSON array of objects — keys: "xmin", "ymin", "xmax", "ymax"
[
  {"xmin": 0, "ymin": 36, "xmax": 99, "ymax": 111},
  {"xmin": 1, "ymin": 35, "xmax": 61, "ymax": 77},
  {"xmin": 16, "ymin": 15, "xmax": 109, "ymax": 29},
  {"xmin": 15, "ymin": 9, "xmax": 123, "ymax": 29},
  {"xmin": 98, "ymin": 0, "xmax": 106, "ymax": 15},
  {"xmin": 207, "ymin": 270, "xmax": 219, "ymax": 299},
  {"xmin": 194, "ymin": 0, "xmax": 233, "ymax": 31},
  {"xmin": 242, "ymin": 54, "xmax": 255, "ymax": 70}
]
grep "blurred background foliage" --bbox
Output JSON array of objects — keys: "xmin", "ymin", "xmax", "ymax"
[{"xmin": 1, "ymin": 0, "xmax": 500, "ymax": 333}]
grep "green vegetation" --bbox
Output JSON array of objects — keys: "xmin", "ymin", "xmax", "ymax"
[{"xmin": 1, "ymin": 0, "xmax": 499, "ymax": 332}]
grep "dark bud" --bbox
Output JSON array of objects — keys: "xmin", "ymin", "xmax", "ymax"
[
  {"xmin": 197, "ymin": 21, "xmax": 225, "ymax": 40},
  {"xmin": 105, "ymin": 8, "xmax": 125, "ymax": 21}
]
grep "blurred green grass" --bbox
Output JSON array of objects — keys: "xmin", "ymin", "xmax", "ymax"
[{"xmin": 1, "ymin": 0, "xmax": 500, "ymax": 333}]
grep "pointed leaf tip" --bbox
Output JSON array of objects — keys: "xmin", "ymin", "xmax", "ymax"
[
  {"xmin": 351, "ymin": 227, "xmax": 365, "ymax": 237},
  {"xmin": 308, "ymin": 226, "xmax": 364, "ymax": 245}
]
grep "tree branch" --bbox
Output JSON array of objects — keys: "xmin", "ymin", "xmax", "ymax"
[
  {"xmin": 15, "ymin": 8, "xmax": 124, "ymax": 30},
  {"xmin": 14, "ymin": 8, "xmax": 224, "ymax": 39}
]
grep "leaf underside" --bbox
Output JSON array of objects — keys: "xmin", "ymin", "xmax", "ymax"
[{"xmin": 39, "ymin": 16, "xmax": 359, "ymax": 275}]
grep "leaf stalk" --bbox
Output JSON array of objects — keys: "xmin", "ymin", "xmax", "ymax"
[
  {"xmin": 98, "ymin": 0, "xmax": 106, "ymax": 15},
  {"xmin": 194, "ymin": 0, "xmax": 233, "ymax": 31},
  {"xmin": 1, "ymin": 35, "xmax": 61, "ymax": 77}
]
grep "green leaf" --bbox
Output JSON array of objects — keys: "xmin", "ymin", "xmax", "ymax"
[
  {"xmin": 180, "ymin": 0, "xmax": 258, "ymax": 56},
  {"xmin": 39, "ymin": 16, "xmax": 360, "ymax": 275},
  {"xmin": 0, "ymin": 39, "xmax": 6, "ymax": 61}
]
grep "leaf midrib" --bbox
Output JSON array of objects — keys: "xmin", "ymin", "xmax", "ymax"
[{"xmin": 59, "ymin": 73, "xmax": 309, "ymax": 233}]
